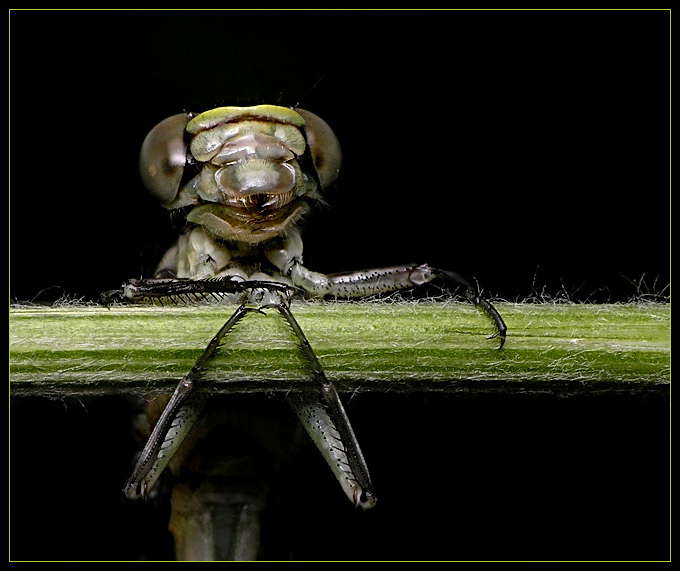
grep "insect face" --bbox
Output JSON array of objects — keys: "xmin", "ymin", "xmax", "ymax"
[{"xmin": 139, "ymin": 105, "xmax": 341, "ymax": 244}]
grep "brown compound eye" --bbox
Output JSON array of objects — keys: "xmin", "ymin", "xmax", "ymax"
[
  {"xmin": 295, "ymin": 108, "xmax": 342, "ymax": 190},
  {"xmin": 139, "ymin": 113, "xmax": 191, "ymax": 205}
]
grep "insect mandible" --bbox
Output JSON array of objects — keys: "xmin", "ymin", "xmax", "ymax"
[{"xmin": 102, "ymin": 104, "xmax": 507, "ymax": 511}]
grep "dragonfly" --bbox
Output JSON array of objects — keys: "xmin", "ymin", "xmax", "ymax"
[{"xmin": 102, "ymin": 104, "xmax": 507, "ymax": 512}]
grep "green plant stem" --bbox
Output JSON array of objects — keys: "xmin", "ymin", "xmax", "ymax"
[{"xmin": 9, "ymin": 301, "xmax": 670, "ymax": 396}]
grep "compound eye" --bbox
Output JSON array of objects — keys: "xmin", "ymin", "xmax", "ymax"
[
  {"xmin": 139, "ymin": 113, "xmax": 190, "ymax": 205},
  {"xmin": 295, "ymin": 108, "xmax": 342, "ymax": 189}
]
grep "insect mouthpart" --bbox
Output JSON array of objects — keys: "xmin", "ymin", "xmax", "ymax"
[{"xmin": 234, "ymin": 190, "xmax": 296, "ymax": 213}]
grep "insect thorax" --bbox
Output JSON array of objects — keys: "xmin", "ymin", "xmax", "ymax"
[{"xmin": 155, "ymin": 226, "xmax": 304, "ymax": 284}]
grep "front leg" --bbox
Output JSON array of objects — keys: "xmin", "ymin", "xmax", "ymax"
[
  {"xmin": 101, "ymin": 277, "xmax": 294, "ymax": 306},
  {"xmin": 289, "ymin": 263, "xmax": 507, "ymax": 348}
]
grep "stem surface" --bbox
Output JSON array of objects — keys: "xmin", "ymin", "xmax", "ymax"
[{"xmin": 10, "ymin": 301, "xmax": 670, "ymax": 396}]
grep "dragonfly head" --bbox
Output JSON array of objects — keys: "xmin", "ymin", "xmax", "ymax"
[{"xmin": 139, "ymin": 105, "xmax": 341, "ymax": 244}]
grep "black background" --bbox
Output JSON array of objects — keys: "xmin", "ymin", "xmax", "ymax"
[
  {"xmin": 9, "ymin": 9, "xmax": 669, "ymax": 303},
  {"xmin": 10, "ymin": 9, "xmax": 669, "ymax": 561}
]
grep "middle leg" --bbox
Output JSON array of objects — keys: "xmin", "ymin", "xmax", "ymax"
[
  {"xmin": 123, "ymin": 303, "xmax": 256, "ymax": 499},
  {"xmin": 273, "ymin": 301, "xmax": 376, "ymax": 509}
]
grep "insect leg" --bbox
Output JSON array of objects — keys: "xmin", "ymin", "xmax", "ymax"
[
  {"xmin": 274, "ymin": 301, "xmax": 376, "ymax": 510},
  {"xmin": 124, "ymin": 304, "xmax": 254, "ymax": 499},
  {"xmin": 101, "ymin": 277, "xmax": 293, "ymax": 306},
  {"xmin": 432, "ymin": 268, "xmax": 507, "ymax": 348},
  {"xmin": 290, "ymin": 262, "xmax": 507, "ymax": 348}
]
